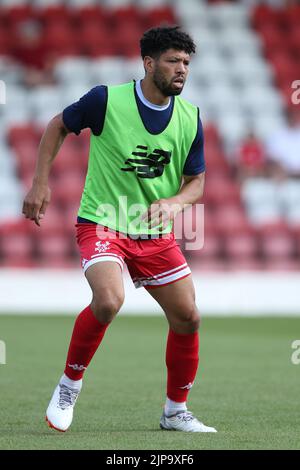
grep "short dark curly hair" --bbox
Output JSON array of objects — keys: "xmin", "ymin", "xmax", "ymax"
[{"xmin": 140, "ymin": 25, "xmax": 196, "ymax": 59}]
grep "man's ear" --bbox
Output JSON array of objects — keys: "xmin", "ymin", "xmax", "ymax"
[{"xmin": 143, "ymin": 56, "xmax": 155, "ymax": 74}]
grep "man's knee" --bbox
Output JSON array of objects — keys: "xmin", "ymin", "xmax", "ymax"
[
  {"xmin": 169, "ymin": 303, "xmax": 201, "ymax": 333},
  {"xmin": 91, "ymin": 291, "xmax": 124, "ymax": 323},
  {"xmin": 183, "ymin": 305, "xmax": 200, "ymax": 331}
]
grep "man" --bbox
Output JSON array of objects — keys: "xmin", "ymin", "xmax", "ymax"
[{"xmin": 23, "ymin": 26, "xmax": 217, "ymax": 433}]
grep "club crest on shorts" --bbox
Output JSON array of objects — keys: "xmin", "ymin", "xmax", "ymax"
[{"xmin": 95, "ymin": 240, "xmax": 111, "ymax": 253}]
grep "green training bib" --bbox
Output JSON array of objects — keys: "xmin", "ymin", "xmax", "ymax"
[{"xmin": 78, "ymin": 81, "xmax": 198, "ymax": 235}]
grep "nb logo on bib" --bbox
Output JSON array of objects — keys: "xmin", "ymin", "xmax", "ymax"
[{"xmin": 121, "ymin": 145, "xmax": 171, "ymax": 179}]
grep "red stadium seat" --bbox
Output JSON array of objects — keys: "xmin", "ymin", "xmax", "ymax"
[
  {"xmin": 120, "ymin": 40, "xmax": 141, "ymax": 58},
  {"xmin": 266, "ymin": 52, "xmax": 297, "ymax": 85},
  {"xmin": 73, "ymin": 5, "xmax": 106, "ymax": 25},
  {"xmin": 37, "ymin": 257, "xmax": 79, "ymax": 269},
  {"xmin": 8, "ymin": 124, "xmax": 40, "ymax": 146},
  {"xmin": 279, "ymin": 82, "xmax": 297, "ymax": 109},
  {"xmin": 110, "ymin": 6, "xmax": 141, "ymax": 28},
  {"xmin": 290, "ymin": 223, "xmax": 300, "ymax": 239},
  {"xmin": 1, "ymin": 233, "xmax": 33, "ymax": 267},
  {"xmin": 191, "ymin": 258, "xmax": 227, "ymax": 272},
  {"xmin": 84, "ymin": 41, "xmax": 117, "ymax": 58},
  {"xmin": 0, "ymin": 219, "xmax": 31, "ymax": 237},
  {"xmin": 214, "ymin": 204, "xmax": 251, "ymax": 236},
  {"xmin": 52, "ymin": 172, "xmax": 85, "ymax": 209},
  {"xmin": 37, "ymin": 5, "xmax": 72, "ymax": 26},
  {"xmin": 0, "ymin": 27, "xmax": 12, "ymax": 54},
  {"xmin": 264, "ymin": 259, "xmax": 300, "ymax": 271},
  {"xmin": 252, "ymin": 4, "xmax": 277, "ymax": 30},
  {"xmin": 79, "ymin": 23, "xmax": 110, "ymax": 48},
  {"xmin": 259, "ymin": 24, "xmax": 285, "ymax": 50},
  {"xmin": 113, "ymin": 24, "xmax": 142, "ymax": 57},
  {"xmin": 257, "ymin": 21, "xmax": 300, "ymax": 101},
  {"xmin": 37, "ymin": 234, "xmax": 70, "ymax": 259},
  {"xmin": 52, "ymin": 143, "xmax": 84, "ymax": 176},
  {"xmin": 35, "ymin": 230, "xmax": 77, "ymax": 269},
  {"xmin": 276, "ymin": 75, "xmax": 296, "ymax": 91},
  {"xmin": 1, "ymin": 259, "xmax": 36, "ymax": 268},
  {"xmin": 294, "ymin": 234, "xmax": 300, "ymax": 257},
  {"xmin": 286, "ymin": 27, "xmax": 300, "ymax": 53},
  {"xmin": 204, "ymin": 175, "xmax": 241, "ymax": 207},
  {"xmin": 193, "ymin": 233, "xmax": 222, "ymax": 259},
  {"xmin": 202, "ymin": 208, "xmax": 219, "ymax": 236},
  {"xmin": 224, "ymin": 233, "xmax": 258, "ymax": 260},
  {"xmin": 29, "ymin": 207, "xmax": 66, "ymax": 237},
  {"xmin": 204, "ymin": 145, "xmax": 230, "ymax": 176},
  {"xmin": 227, "ymin": 259, "xmax": 265, "ymax": 271},
  {"xmin": 260, "ymin": 232, "xmax": 295, "ymax": 260},
  {"xmin": 4, "ymin": 4, "xmax": 34, "ymax": 27},
  {"xmin": 43, "ymin": 25, "xmax": 76, "ymax": 54},
  {"xmin": 283, "ymin": 4, "xmax": 300, "ymax": 29},
  {"xmin": 203, "ymin": 123, "xmax": 221, "ymax": 146},
  {"xmin": 64, "ymin": 205, "xmax": 80, "ymax": 235},
  {"xmin": 182, "ymin": 220, "xmax": 222, "ymax": 260},
  {"xmin": 144, "ymin": 7, "xmax": 177, "ymax": 29},
  {"xmin": 256, "ymin": 220, "xmax": 290, "ymax": 236},
  {"xmin": 264, "ymin": 43, "xmax": 290, "ymax": 62},
  {"xmin": 13, "ymin": 141, "xmax": 38, "ymax": 181},
  {"xmin": 79, "ymin": 25, "xmax": 116, "ymax": 56}
]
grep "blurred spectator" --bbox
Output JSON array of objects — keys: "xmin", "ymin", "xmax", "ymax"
[
  {"xmin": 12, "ymin": 19, "xmax": 56, "ymax": 87},
  {"xmin": 12, "ymin": 20, "xmax": 45, "ymax": 69},
  {"xmin": 265, "ymin": 109, "xmax": 300, "ymax": 179},
  {"xmin": 235, "ymin": 131, "xmax": 266, "ymax": 180}
]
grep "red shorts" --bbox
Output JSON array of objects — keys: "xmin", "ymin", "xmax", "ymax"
[{"xmin": 76, "ymin": 223, "xmax": 191, "ymax": 289}]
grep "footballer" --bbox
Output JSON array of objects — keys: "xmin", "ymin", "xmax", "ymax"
[{"xmin": 23, "ymin": 26, "xmax": 217, "ymax": 433}]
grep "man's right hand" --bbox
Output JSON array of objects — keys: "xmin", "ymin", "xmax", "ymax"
[{"xmin": 22, "ymin": 182, "xmax": 51, "ymax": 226}]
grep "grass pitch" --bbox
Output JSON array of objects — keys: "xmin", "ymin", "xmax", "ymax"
[{"xmin": 0, "ymin": 314, "xmax": 300, "ymax": 450}]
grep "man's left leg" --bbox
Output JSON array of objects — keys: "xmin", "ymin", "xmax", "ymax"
[{"xmin": 146, "ymin": 276, "xmax": 217, "ymax": 433}]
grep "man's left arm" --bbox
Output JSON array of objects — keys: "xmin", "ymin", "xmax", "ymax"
[
  {"xmin": 143, "ymin": 115, "xmax": 206, "ymax": 229},
  {"xmin": 142, "ymin": 172, "xmax": 205, "ymax": 229},
  {"xmin": 176, "ymin": 171, "xmax": 205, "ymax": 206}
]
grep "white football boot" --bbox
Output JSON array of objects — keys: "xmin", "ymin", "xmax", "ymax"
[
  {"xmin": 45, "ymin": 383, "xmax": 80, "ymax": 432},
  {"xmin": 160, "ymin": 410, "xmax": 217, "ymax": 433}
]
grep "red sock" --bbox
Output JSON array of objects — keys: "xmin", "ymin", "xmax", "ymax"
[
  {"xmin": 64, "ymin": 305, "xmax": 109, "ymax": 380},
  {"xmin": 166, "ymin": 329, "xmax": 199, "ymax": 402}
]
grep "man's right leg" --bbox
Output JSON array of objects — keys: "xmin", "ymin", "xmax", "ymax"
[
  {"xmin": 64, "ymin": 262, "xmax": 125, "ymax": 381},
  {"xmin": 46, "ymin": 262, "xmax": 124, "ymax": 432}
]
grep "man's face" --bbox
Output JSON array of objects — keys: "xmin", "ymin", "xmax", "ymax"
[{"xmin": 150, "ymin": 49, "xmax": 190, "ymax": 97}]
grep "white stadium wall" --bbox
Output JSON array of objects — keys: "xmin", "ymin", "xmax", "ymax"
[{"xmin": 0, "ymin": 270, "xmax": 300, "ymax": 316}]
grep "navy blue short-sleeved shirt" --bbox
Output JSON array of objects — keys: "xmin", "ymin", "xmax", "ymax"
[{"xmin": 63, "ymin": 84, "xmax": 205, "ymax": 176}]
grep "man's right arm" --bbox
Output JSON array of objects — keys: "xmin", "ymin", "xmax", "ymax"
[
  {"xmin": 22, "ymin": 85, "xmax": 107, "ymax": 226},
  {"xmin": 22, "ymin": 113, "xmax": 70, "ymax": 226}
]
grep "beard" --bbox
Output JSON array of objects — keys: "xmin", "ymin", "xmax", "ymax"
[{"xmin": 152, "ymin": 68, "xmax": 185, "ymax": 97}]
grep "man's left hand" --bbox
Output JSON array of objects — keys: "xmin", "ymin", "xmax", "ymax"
[{"xmin": 141, "ymin": 197, "xmax": 183, "ymax": 231}]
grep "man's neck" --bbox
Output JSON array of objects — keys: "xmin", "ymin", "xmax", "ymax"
[{"xmin": 140, "ymin": 77, "xmax": 170, "ymax": 107}]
